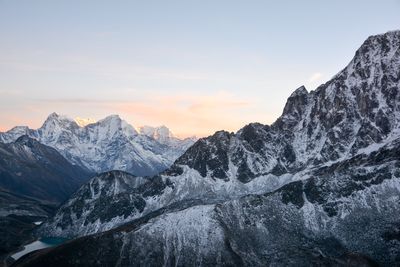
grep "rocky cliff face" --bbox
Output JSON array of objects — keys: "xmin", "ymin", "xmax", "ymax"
[
  {"xmin": 16, "ymin": 30, "xmax": 400, "ymax": 266},
  {"xmin": 0, "ymin": 114, "xmax": 196, "ymax": 177}
]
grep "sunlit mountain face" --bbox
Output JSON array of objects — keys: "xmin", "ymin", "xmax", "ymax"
[{"xmin": 74, "ymin": 117, "xmax": 97, "ymax": 127}]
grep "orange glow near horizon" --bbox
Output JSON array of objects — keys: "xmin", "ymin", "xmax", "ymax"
[
  {"xmin": 109, "ymin": 90, "xmax": 276, "ymax": 137},
  {"xmin": 0, "ymin": 91, "xmax": 277, "ymax": 138},
  {"xmin": 112, "ymin": 91, "xmax": 254, "ymax": 137}
]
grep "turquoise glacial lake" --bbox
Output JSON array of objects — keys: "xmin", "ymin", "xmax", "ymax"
[{"xmin": 11, "ymin": 237, "xmax": 68, "ymax": 260}]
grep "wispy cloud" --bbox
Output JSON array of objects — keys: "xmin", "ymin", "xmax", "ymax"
[
  {"xmin": 34, "ymin": 98, "xmax": 127, "ymax": 104},
  {"xmin": 308, "ymin": 72, "xmax": 323, "ymax": 83},
  {"xmin": 107, "ymin": 90, "xmax": 254, "ymax": 137},
  {"xmin": 0, "ymin": 89, "xmax": 24, "ymax": 96},
  {"xmin": 93, "ymin": 31, "xmax": 120, "ymax": 37},
  {"xmin": 0, "ymin": 57, "xmax": 211, "ymax": 82}
]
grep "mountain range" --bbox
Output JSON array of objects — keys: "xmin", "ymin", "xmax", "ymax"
[
  {"xmin": 13, "ymin": 30, "xmax": 400, "ymax": 266},
  {"xmin": 0, "ymin": 114, "xmax": 196, "ymax": 264},
  {"xmin": 0, "ymin": 114, "xmax": 196, "ymax": 177}
]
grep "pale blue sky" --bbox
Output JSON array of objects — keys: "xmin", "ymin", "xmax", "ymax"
[{"xmin": 1, "ymin": 0, "xmax": 399, "ymax": 136}]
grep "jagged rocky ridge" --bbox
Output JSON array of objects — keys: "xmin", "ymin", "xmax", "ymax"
[
  {"xmin": 18, "ymin": 30, "xmax": 400, "ymax": 266},
  {"xmin": 0, "ymin": 114, "xmax": 196, "ymax": 177}
]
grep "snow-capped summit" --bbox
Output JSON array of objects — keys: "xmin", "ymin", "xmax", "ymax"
[
  {"xmin": 289, "ymin": 85, "xmax": 308, "ymax": 98},
  {"xmin": 139, "ymin": 125, "xmax": 174, "ymax": 140},
  {"xmin": 40, "ymin": 112, "xmax": 79, "ymax": 135},
  {"xmin": 42, "ymin": 112, "xmax": 76, "ymax": 126},
  {"xmin": 92, "ymin": 114, "xmax": 138, "ymax": 138},
  {"xmin": 0, "ymin": 114, "xmax": 196, "ymax": 176},
  {"xmin": 139, "ymin": 125, "xmax": 197, "ymax": 151},
  {"xmin": 0, "ymin": 126, "xmax": 32, "ymax": 143},
  {"xmin": 97, "ymin": 114, "xmax": 121, "ymax": 124},
  {"xmin": 75, "ymin": 117, "xmax": 96, "ymax": 127},
  {"xmin": 38, "ymin": 113, "xmax": 80, "ymax": 145},
  {"xmin": 139, "ymin": 125, "xmax": 176, "ymax": 144}
]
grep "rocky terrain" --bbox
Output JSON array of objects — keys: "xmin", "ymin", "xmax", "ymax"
[{"xmin": 12, "ymin": 30, "xmax": 400, "ymax": 266}]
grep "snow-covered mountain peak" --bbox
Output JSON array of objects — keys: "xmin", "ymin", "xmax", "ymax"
[
  {"xmin": 94, "ymin": 114, "xmax": 138, "ymax": 137},
  {"xmin": 98, "ymin": 114, "xmax": 121, "ymax": 123},
  {"xmin": 37, "ymin": 113, "xmax": 80, "ymax": 145},
  {"xmin": 75, "ymin": 117, "xmax": 96, "ymax": 127},
  {"xmin": 44, "ymin": 112, "xmax": 74, "ymax": 122},
  {"xmin": 339, "ymin": 30, "xmax": 400, "ymax": 83},
  {"xmin": 0, "ymin": 127, "xmax": 30, "ymax": 143},
  {"xmin": 331, "ymin": 31, "xmax": 395, "ymax": 78},
  {"xmin": 139, "ymin": 125, "xmax": 175, "ymax": 140},
  {"xmin": 289, "ymin": 85, "xmax": 308, "ymax": 98},
  {"xmin": 355, "ymin": 30, "xmax": 400, "ymax": 61},
  {"xmin": 9, "ymin": 126, "xmax": 30, "ymax": 132},
  {"xmin": 279, "ymin": 85, "xmax": 309, "ymax": 127},
  {"xmin": 137, "ymin": 125, "xmax": 197, "ymax": 151},
  {"xmin": 154, "ymin": 125, "xmax": 173, "ymax": 139},
  {"xmin": 41, "ymin": 112, "xmax": 78, "ymax": 130},
  {"xmin": 0, "ymin": 113, "xmax": 196, "ymax": 176},
  {"xmin": 96, "ymin": 114, "xmax": 123, "ymax": 129},
  {"xmin": 5, "ymin": 126, "xmax": 30, "ymax": 136}
]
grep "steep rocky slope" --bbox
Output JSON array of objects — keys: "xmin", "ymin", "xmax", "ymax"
[
  {"xmin": 0, "ymin": 135, "xmax": 91, "ymax": 203},
  {"xmin": 16, "ymin": 30, "xmax": 400, "ymax": 266},
  {"xmin": 39, "ymin": 171, "xmax": 169, "ymax": 236},
  {"xmin": 0, "ymin": 115, "xmax": 196, "ymax": 177}
]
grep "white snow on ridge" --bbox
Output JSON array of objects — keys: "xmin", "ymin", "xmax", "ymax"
[{"xmin": 0, "ymin": 113, "xmax": 197, "ymax": 176}]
